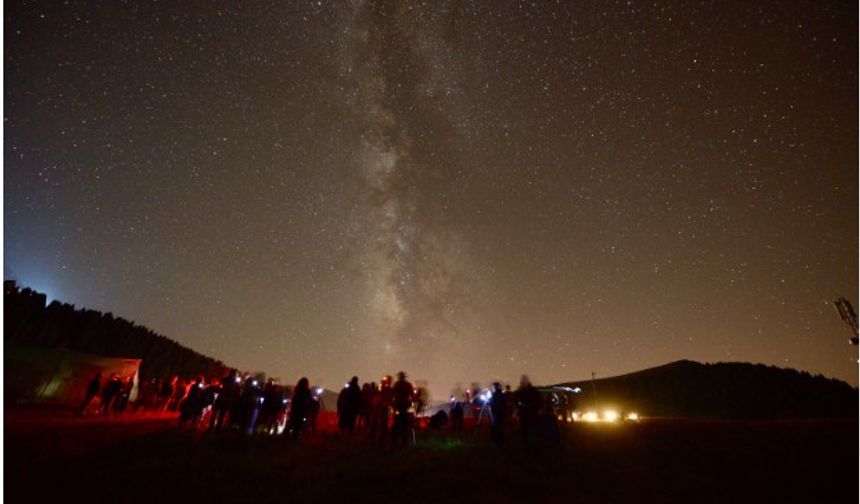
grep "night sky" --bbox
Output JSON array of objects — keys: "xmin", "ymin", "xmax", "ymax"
[{"xmin": 5, "ymin": 0, "xmax": 857, "ymax": 397}]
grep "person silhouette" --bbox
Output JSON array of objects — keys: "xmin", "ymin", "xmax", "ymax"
[
  {"xmin": 358, "ymin": 382, "xmax": 375, "ymax": 432},
  {"xmin": 391, "ymin": 371, "xmax": 415, "ymax": 446},
  {"xmin": 489, "ymin": 382, "xmax": 507, "ymax": 446},
  {"xmin": 337, "ymin": 376, "xmax": 362, "ymax": 434},
  {"xmin": 515, "ymin": 375, "xmax": 542, "ymax": 449},
  {"xmin": 180, "ymin": 376, "xmax": 205, "ymax": 427},
  {"xmin": 288, "ymin": 377, "xmax": 312, "ymax": 439},
  {"xmin": 101, "ymin": 374, "xmax": 122, "ymax": 416},
  {"xmin": 375, "ymin": 376, "xmax": 393, "ymax": 443},
  {"xmin": 260, "ymin": 380, "xmax": 283, "ymax": 434},
  {"xmin": 209, "ymin": 369, "xmax": 239, "ymax": 431},
  {"xmin": 79, "ymin": 372, "xmax": 101, "ymax": 414}
]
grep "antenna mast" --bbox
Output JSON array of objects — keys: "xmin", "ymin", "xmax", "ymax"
[{"xmin": 590, "ymin": 371, "xmax": 597, "ymax": 405}]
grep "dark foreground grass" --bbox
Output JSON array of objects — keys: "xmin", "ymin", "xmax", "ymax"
[{"xmin": 6, "ymin": 415, "xmax": 858, "ymax": 503}]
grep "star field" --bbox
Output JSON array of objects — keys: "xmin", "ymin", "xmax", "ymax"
[{"xmin": 5, "ymin": 0, "xmax": 857, "ymax": 398}]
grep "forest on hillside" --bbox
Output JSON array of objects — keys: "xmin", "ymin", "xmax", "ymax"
[{"xmin": 4, "ymin": 281, "xmax": 229, "ymax": 380}]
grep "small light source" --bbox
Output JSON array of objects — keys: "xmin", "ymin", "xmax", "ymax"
[
  {"xmin": 626, "ymin": 412, "xmax": 639, "ymax": 421},
  {"xmin": 571, "ymin": 412, "xmax": 581, "ymax": 422},
  {"xmin": 316, "ymin": 387, "xmax": 323, "ymax": 395},
  {"xmin": 603, "ymin": 410, "xmax": 619, "ymax": 422},
  {"xmin": 583, "ymin": 411, "xmax": 599, "ymax": 423},
  {"xmin": 252, "ymin": 380, "xmax": 258, "ymax": 387},
  {"xmin": 234, "ymin": 377, "xmax": 241, "ymax": 383}
]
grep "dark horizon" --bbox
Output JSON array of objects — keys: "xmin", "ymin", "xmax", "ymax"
[
  {"xmin": 4, "ymin": 0, "xmax": 858, "ymax": 399},
  {"xmin": 5, "ymin": 279, "xmax": 858, "ymax": 400}
]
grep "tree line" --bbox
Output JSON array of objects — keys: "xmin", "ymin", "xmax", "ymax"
[{"xmin": 4, "ymin": 281, "xmax": 229, "ymax": 380}]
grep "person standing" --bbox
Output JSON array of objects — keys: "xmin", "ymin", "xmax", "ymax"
[
  {"xmin": 358, "ymin": 382, "xmax": 375, "ymax": 432},
  {"xmin": 101, "ymin": 374, "xmax": 122, "ymax": 416},
  {"xmin": 209, "ymin": 369, "xmax": 238, "ymax": 431},
  {"xmin": 450, "ymin": 398, "xmax": 464, "ymax": 431},
  {"xmin": 288, "ymin": 377, "xmax": 312, "ymax": 439},
  {"xmin": 515, "ymin": 375, "xmax": 542, "ymax": 449},
  {"xmin": 391, "ymin": 371, "xmax": 414, "ymax": 446},
  {"xmin": 260, "ymin": 380, "xmax": 283, "ymax": 434},
  {"xmin": 375, "ymin": 376, "xmax": 394, "ymax": 443},
  {"xmin": 180, "ymin": 376, "xmax": 205, "ymax": 427},
  {"xmin": 158, "ymin": 377, "xmax": 174, "ymax": 412},
  {"xmin": 78, "ymin": 373, "xmax": 101, "ymax": 414},
  {"xmin": 489, "ymin": 382, "xmax": 507, "ymax": 446},
  {"xmin": 337, "ymin": 376, "xmax": 362, "ymax": 434}
]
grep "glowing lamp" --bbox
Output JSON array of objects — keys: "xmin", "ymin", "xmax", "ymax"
[{"xmin": 603, "ymin": 410, "xmax": 619, "ymax": 422}]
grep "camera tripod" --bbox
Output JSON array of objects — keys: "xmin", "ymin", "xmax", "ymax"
[{"xmin": 473, "ymin": 399, "xmax": 494, "ymax": 435}]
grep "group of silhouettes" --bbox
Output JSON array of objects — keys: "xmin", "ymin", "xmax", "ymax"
[
  {"xmin": 78, "ymin": 369, "xmax": 555, "ymax": 448},
  {"xmin": 335, "ymin": 373, "xmax": 553, "ymax": 448},
  {"xmin": 172, "ymin": 369, "xmax": 308, "ymax": 436},
  {"xmin": 334, "ymin": 372, "xmax": 421, "ymax": 446},
  {"xmin": 78, "ymin": 372, "xmax": 135, "ymax": 416}
]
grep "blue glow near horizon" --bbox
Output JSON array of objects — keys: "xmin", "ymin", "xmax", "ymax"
[{"xmin": 8, "ymin": 273, "xmax": 58, "ymax": 304}]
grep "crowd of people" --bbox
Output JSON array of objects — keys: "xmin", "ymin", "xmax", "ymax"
[
  {"xmin": 437, "ymin": 376, "xmax": 553, "ymax": 448},
  {"xmin": 333, "ymin": 371, "xmax": 421, "ymax": 445},
  {"xmin": 78, "ymin": 372, "xmax": 136, "ymax": 416},
  {"xmin": 77, "ymin": 369, "xmax": 558, "ymax": 448}
]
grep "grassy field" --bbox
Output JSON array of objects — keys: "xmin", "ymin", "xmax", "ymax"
[{"xmin": 5, "ymin": 410, "xmax": 858, "ymax": 503}]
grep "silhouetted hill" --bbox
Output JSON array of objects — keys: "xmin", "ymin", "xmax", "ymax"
[
  {"xmin": 554, "ymin": 360, "xmax": 857, "ymax": 419},
  {"xmin": 4, "ymin": 281, "xmax": 229, "ymax": 380}
]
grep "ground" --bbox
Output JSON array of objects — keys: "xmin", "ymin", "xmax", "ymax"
[{"xmin": 5, "ymin": 408, "xmax": 858, "ymax": 503}]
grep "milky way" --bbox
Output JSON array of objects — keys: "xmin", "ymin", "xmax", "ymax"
[
  {"xmin": 338, "ymin": 2, "xmax": 482, "ymax": 383},
  {"xmin": 4, "ymin": 0, "xmax": 857, "ymax": 398}
]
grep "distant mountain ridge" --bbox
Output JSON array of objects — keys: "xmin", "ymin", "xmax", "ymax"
[{"xmin": 553, "ymin": 360, "xmax": 857, "ymax": 419}]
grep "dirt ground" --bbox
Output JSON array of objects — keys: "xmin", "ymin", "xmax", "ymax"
[{"xmin": 5, "ymin": 408, "xmax": 858, "ymax": 503}]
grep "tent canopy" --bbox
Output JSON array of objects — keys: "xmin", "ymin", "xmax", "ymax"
[{"xmin": 5, "ymin": 347, "xmax": 141, "ymax": 406}]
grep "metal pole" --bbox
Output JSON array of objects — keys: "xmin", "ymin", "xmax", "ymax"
[
  {"xmin": 590, "ymin": 371, "xmax": 597, "ymax": 408},
  {"xmin": 834, "ymin": 298, "xmax": 859, "ymax": 345}
]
